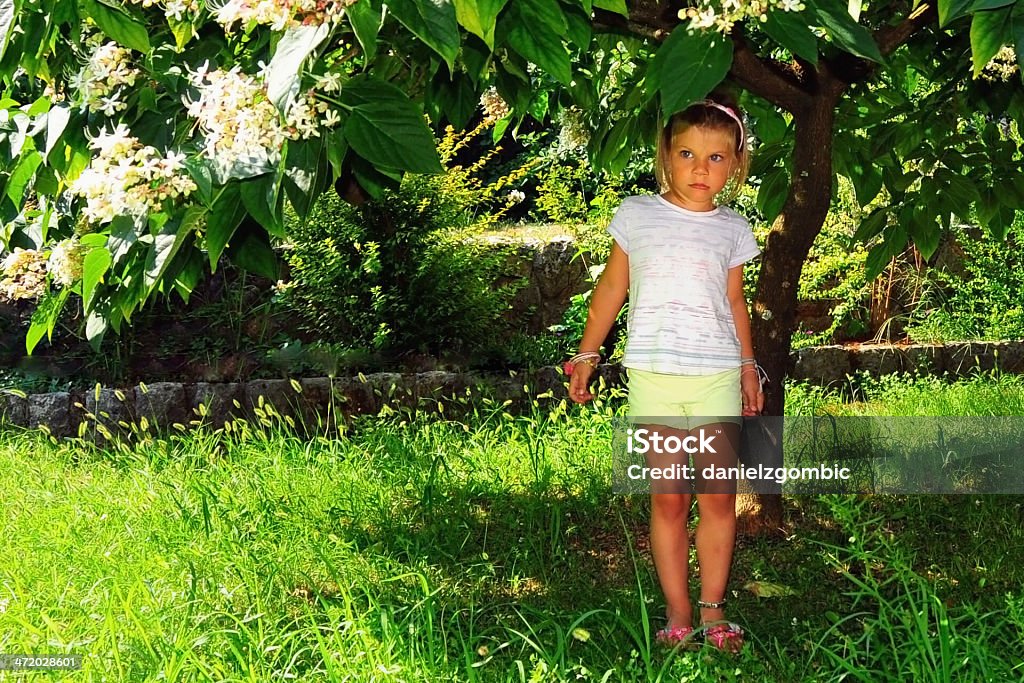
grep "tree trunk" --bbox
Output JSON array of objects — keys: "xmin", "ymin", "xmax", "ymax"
[{"xmin": 736, "ymin": 98, "xmax": 838, "ymax": 536}]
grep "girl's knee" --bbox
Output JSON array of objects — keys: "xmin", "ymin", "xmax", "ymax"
[
  {"xmin": 696, "ymin": 493, "xmax": 736, "ymax": 519},
  {"xmin": 651, "ymin": 494, "xmax": 692, "ymax": 521}
]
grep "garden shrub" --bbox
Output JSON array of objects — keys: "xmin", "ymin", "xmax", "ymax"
[
  {"xmin": 280, "ymin": 142, "xmax": 528, "ymax": 360},
  {"xmin": 906, "ymin": 218, "xmax": 1024, "ymax": 342},
  {"xmin": 280, "ymin": 121, "xmax": 536, "ymax": 362}
]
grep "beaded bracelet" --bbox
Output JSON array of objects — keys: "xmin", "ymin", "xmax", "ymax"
[{"xmin": 563, "ymin": 351, "xmax": 601, "ymax": 376}]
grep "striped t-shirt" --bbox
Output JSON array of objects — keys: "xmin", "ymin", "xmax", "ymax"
[{"xmin": 607, "ymin": 194, "xmax": 761, "ymax": 375}]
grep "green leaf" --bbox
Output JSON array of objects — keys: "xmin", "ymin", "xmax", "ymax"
[
  {"xmin": 341, "ymin": 75, "xmax": 442, "ymax": 174},
  {"xmin": 348, "ymin": 0, "xmax": 382, "ymax": 61},
  {"xmin": 184, "ymin": 157, "xmax": 213, "ymax": 206},
  {"xmin": 79, "ymin": 233, "xmax": 108, "ymax": 248},
  {"xmin": 240, "ymin": 173, "xmax": 284, "ymax": 237},
  {"xmin": 429, "ymin": 69, "xmax": 478, "ymax": 129},
  {"xmin": 82, "ymin": 0, "xmax": 150, "ymax": 53},
  {"xmin": 168, "ymin": 15, "xmax": 194, "ymax": 51},
  {"xmin": 326, "ymin": 126, "xmax": 348, "ymax": 181},
  {"xmin": 757, "ymin": 167, "xmax": 790, "ymax": 223},
  {"xmin": 1012, "ymin": 3, "xmax": 1024, "ymax": 66},
  {"xmin": 454, "ymin": 0, "xmax": 508, "ymax": 49},
  {"xmin": 970, "ymin": 7, "xmax": 1012, "ymax": 76},
  {"xmin": 864, "ymin": 243, "xmax": 891, "ymax": 279},
  {"xmin": 283, "ymin": 136, "xmax": 329, "ymax": 222},
  {"xmin": 82, "ymin": 246, "xmax": 112, "ymax": 311},
  {"xmin": 562, "ymin": 3, "xmax": 592, "ymax": 50},
  {"xmin": 814, "ymin": 2, "xmax": 883, "ymax": 63},
  {"xmin": 386, "ymin": 0, "xmax": 460, "ymax": 71},
  {"xmin": 145, "ymin": 205, "xmax": 204, "ymax": 292},
  {"xmin": 170, "ymin": 247, "xmax": 204, "ymax": 302},
  {"xmin": 105, "ymin": 215, "xmax": 137, "ymax": 265},
  {"xmin": 501, "ymin": 0, "xmax": 572, "ymax": 85},
  {"xmin": 491, "ymin": 114, "xmax": 511, "ymax": 143},
  {"xmin": 969, "ymin": 0, "xmax": 1015, "ymax": 11},
  {"xmin": 853, "ymin": 208, "xmax": 888, "ymax": 243},
  {"xmin": 43, "ymin": 104, "xmax": 70, "ymax": 157},
  {"xmin": 0, "ymin": 0, "xmax": 17, "ymax": 63},
  {"xmin": 649, "ymin": 27, "xmax": 733, "ymax": 116},
  {"xmin": 85, "ymin": 305, "xmax": 108, "ymax": 348},
  {"xmin": 908, "ymin": 210, "xmax": 940, "ymax": 260},
  {"xmin": 206, "ymin": 184, "xmax": 246, "ymax": 270},
  {"xmin": 596, "ymin": 117, "xmax": 637, "ymax": 175},
  {"xmin": 350, "ymin": 153, "xmax": 402, "ymax": 198},
  {"xmin": 227, "ymin": 221, "xmax": 280, "ymax": 280},
  {"xmin": 266, "ymin": 23, "xmax": 330, "ymax": 114},
  {"xmin": 6, "ymin": 150, "xmax": 41, "ymax": 206},
  {"xmin": 592, "ymin": 0, "xmax": 627, "ymax": 16},
  {"xmin": 938, "ymin": 0, "xmax": 973, "ymax": 26},
  {"xmin": 26, "ymin": 287, "xmax": 69, "ymax": 354},
  {"xmin": 934, "ymin": 168, "xmax": 980, "ymax": 213},
  {"xmin": 762, "ymin": 8, "xmax": 819, "ymax": 64}
]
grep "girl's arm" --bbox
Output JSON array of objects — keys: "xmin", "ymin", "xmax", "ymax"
[
  {"xmin": 727, "ymin": 264, "xmax": 764, "ymax": 414},
  {"xmin": 569, "ymin": 243, "xmax": 629, "ymax": 403}
]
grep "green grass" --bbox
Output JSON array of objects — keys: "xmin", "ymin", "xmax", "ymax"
[{"xmin": 1, "ymin": 378, "xmax": 1023, "ymax": 681}]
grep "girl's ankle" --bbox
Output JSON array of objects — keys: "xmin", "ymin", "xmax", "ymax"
[
  {"xmin": 666, "ymin": 607, "xmax": 693, "ymax": 629},
  {"xmin": 699, "ymin": 607, "xmax": 725, "ymax": 624}
]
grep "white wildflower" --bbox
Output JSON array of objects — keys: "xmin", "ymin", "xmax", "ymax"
[
  {"xmin": 0, "ymin": 248, "xmax": 47, "ymax": 301},
  {"xmin": 74, "ymin": 42, "xmax": 140, "ymax": 115},
  {"xmin": 71, "ymin": 125, "xmax": 197, "ymax": 227},
  {"xmin": 480, "ymin": 87, "xmax": 510, "ymax": 122},
  {"xmin": 184, "ymin": 65, "xmax": 289, "ymax": 179},
  {"xmin": 47, "ymin": 237, "xmax": 87, "ymax": 287},
  {"xmin": 680, "ymin": 0, "xmax": 804, "ymax": 34},
  {"xmin": 314, "ymin": 72, "xmax": 342, "ymax": 93},
  {"xmin": 210, "ymin": 0, "xmax": 354, "ymax": 31},
  {"xmin": 980, "ymin": 46, "xmax": 1018, "ymax": 82}
]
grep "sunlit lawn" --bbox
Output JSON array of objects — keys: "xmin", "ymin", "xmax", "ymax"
[{"xmin": 2, "ymin": 374, "xmax": 1024, "ymax": 681}]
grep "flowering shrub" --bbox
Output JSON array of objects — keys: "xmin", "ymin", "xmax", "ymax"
[{"xmin": 71, "ymin": 125, "xmax": 196, "ymax": 225}]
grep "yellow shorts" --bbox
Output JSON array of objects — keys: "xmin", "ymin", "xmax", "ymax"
[{"xmin": 627, "ymin": 367, "xmax": 741, "ymax": 430}]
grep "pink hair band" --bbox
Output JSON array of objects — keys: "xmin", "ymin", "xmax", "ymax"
[{"xmin": 700, "ymin": 99, "xmax": 745, "ymax": 151}]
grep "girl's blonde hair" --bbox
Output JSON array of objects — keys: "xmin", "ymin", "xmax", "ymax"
[{"xmin": 654, "ymin": 90, "xmax": 750, "ymax": 203}]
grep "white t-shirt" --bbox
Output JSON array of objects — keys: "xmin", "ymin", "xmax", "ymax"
[{"xmin": 607, "ymin": 194, "xmax": 761, "ymax": 375}]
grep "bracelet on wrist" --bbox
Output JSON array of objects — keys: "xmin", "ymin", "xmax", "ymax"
[{"xmin": 564, "ymin": 352, "xmax": 601, "ymax": 376}]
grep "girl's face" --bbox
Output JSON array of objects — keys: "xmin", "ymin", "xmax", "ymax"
[{"xmin": 662, "ymin": 126, "xmax": 737, "ymax": 212}]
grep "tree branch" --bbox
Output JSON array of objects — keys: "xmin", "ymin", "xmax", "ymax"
[
  {"xmin": 729, "ymin": 29, "xmax": 810, "ymax": 114},
  {"xmin": 825, "ymin": 2, "xmax": 937, "ymax": 85}
]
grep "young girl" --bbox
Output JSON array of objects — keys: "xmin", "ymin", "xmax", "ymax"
[{"xmin": 566, "ymin": 92, "xmax": 763, "ymax": 651}]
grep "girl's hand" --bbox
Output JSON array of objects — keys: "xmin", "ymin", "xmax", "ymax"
[
  {"xmin": 568, "ymin": 363, "xmax": 597, "ymax": 403},
  {"xmin": 741, "ymin": 370, "xmax": 763, "ymax": 416}
]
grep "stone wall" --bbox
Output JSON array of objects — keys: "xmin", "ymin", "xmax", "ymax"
[{"xmin": 4, "ymin": 341, "xmax": 1024, "ymax": 439}]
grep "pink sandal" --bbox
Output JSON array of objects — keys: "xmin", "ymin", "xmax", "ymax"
[
  {"xmin": 654, "ymin": 625, "xmax": 698, "ymax": 649},
  {"xmin": 698, "ymin": 621, "xmax": 745, "ymax": 652}
]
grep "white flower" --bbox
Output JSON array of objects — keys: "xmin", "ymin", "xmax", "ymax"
[
  {"xmin": 314, "ymin": 72, "xmax": 342, "ymax": 92},
  {"xmin": 0, "ymin": 248, "xmax": 47, "ymax": 301},
  {"xmin": 47, "ymin": 238, "xmax": 87, "ymax": 287},
  {"xmin": 322, "ymin": 109, "xmax": 341, "ymax": 128},
  {"xmin": 74, "ymin": 42, "xmax": 141, "ymax": 114},
  {"xmin": 71, "ymin": 124, "xmax": 197, "ymax": 226},
  {"xmin": 480, "ymin": 87, "xmax": 510, "ymax": 122}
]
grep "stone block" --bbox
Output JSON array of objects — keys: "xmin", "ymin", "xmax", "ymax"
[
  {"xmin": 944, "ymin": 342, "xmax": 998, "ymax": 377},
  {"xmin": 850, "ymin": 345, "xmax": 911, "ymax": 377},
  {"xmin": 0, "ymin": 391, "xmax": 29, "ymax": 427},
  {"xmin": 192, "ymin": 382, "xmax": 246, "ymax": 427},
  {"xmin": 133, "ymin": 382, "xmax": 188, "ymax": 432},
  {"xmin": 245, "ymin": 379, "xmax": 300, "ymax": 424},
  {"xmin": 81, "ymin": 387, "xmax": 133, "ymax": 431},
  {"xmin": 793, "ymin": 346, "xmax": 852, "ymax": 385},
  {"xmin": 28, "ymin": 392, "xmax": 71, "ymax": 437}
]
